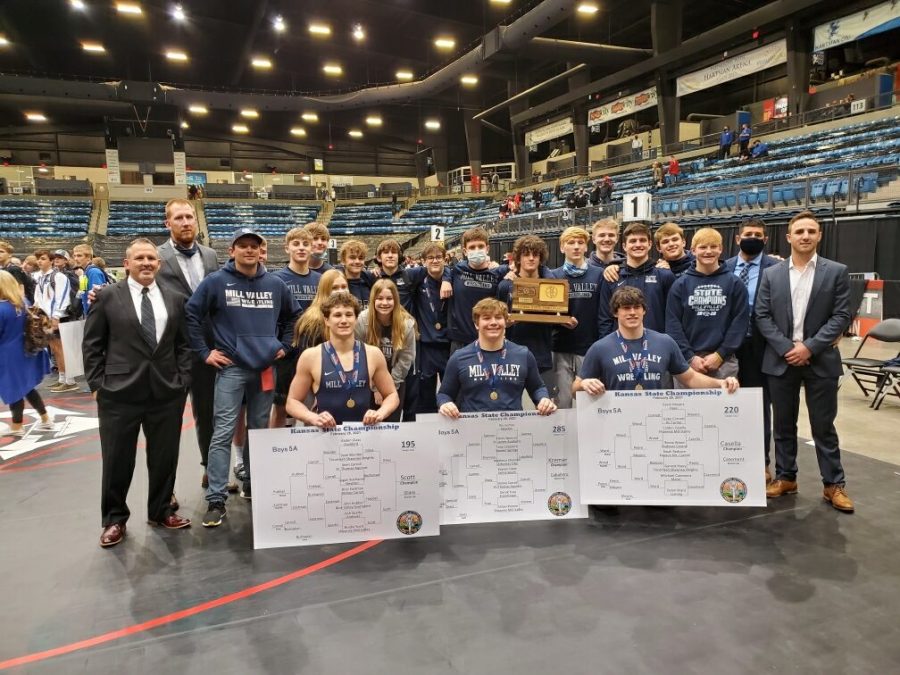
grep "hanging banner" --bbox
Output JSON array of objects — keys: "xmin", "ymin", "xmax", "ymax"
[
  {"xmin": 105, "ymin": 149, "xmax": 120, "ymax": 185},
  {"xmin": 173, "ymin": 151, "xmax": 187, "ymax": 185},
  {"xmin": 813, "ymin": 1, "xmax": 900, "ymax": 52},
  {"xmin": 676, "ymin": 40, "xmax": 787, "ymax": 97},
  {"xmin": 524, "ymin": 117, "xmax": 573, "ymax": 146},
  {"xmin": 588, "ymin": 87, "xmax": 658, "ymax": 126}
]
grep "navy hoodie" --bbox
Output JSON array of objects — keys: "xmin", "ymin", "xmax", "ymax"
[
  {"xmin": 445, "ymin": 261, "xmax": 504, "ymax": 344},
  {"xmin": 665, "ymin": 251, "xmax": 696, "ymax": 278},
  {"xmin": 598, "ymin": 258, "xmax": 674, "ymax": 337},
  {"xmin": 665, "ymin": 263, "xmax": 749, "ymax": 361},
  {"xmin": 186, "ymin": 261, "xmax": 300, "ymax": 371},
  {"xmin": 548, "ymin": 263, "xmax": 605, "ymax": 356},
  {"xmin": 498, "ymin": 267, "xmax": 555, "ymax": 371},
  {"xmin": 588, "ymin": 251, "xmax": 625, "ymax": 270}
]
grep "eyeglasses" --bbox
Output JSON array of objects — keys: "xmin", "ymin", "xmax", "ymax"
[{"xmin": 425, "ymin": 256, "xmax": 444, "ymax": 262}]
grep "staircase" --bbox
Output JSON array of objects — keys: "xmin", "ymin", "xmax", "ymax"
[
  {"xmin": 194, "ymin": 200, "xmax": 210, "ymax": 243},
  {"xmin": 318, "ymin": 200, "xmax": 334, "ymax": 224}
]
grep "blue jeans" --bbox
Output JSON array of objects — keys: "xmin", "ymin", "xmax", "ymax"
[{"xmin": 206, "ymin": 365, "xmax": 273, "ymax": 504}]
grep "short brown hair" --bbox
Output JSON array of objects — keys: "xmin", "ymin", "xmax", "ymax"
[
  {"xmin": 739, "ymin": 217, "xmax": 767, "ymax": 234},
  {"xmin": 321, "ymin": 291, "xmax": 360, "ymax": 318},
  {"xmin": 376, "ymin": 238, "xmax": 401, "ymax": 256},
  {"xmin": 653, "ymin": 222, "xmax": 684, "ymax": 245},
  {"xmin": 304, "ymin": 222, "xmax": 330, "ymax": 240},
  {"xmin": 165, "ymin": 198, "xmax": 195, "ymax": 220},
  {"xmin": 0, "ymin": 241, "xmax": 13, "ymax": 255},
  {"xmin": 788, "ymin": 210, "xmax": 820, "ymax": 232},
  {"xmin": 472, "ymin": 297, "xmax": 509, "ymax": 323},
  {"xmin": 610, "ymin": 286, "xmax": 647, "ymax": 314},
  {"xmin": 285, "ymin": 227, "xmax": 312, "ymax": 245},
  {"xmin": 339, "ymin": 239, "xmax": 368, "ymax": 261},
  {"xmin": 511, "ymin": 235, "xmax": 547, "ymax": 266},
  {"xmin": 33, "ymin": 248, "xmax": 51, "ymax": 259},
  {"xmin": 622, "ymin": 222, "xmax": 652, "ymax": 242},
  {"xmin": 461, "ymin": 227, "xmax": 489, "ymax": 248},
  {"xmin": 421, "ymin": 243, "xmax": 445, "ymax": 260}
]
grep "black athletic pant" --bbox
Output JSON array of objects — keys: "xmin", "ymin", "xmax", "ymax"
[
  {"xmin": 189, "ymin": 355, "xmax": 217, "ymax": 466},
  {"xmin": 99, "ymin": 393, "xmax": 186, "ymax": 526},
  {"xmin": 735, "ymin": 337, "xmax": 772, "ymax": 466},
  {"xmin": 9, "ymin": 389, "xmax": 47, "ymax": 424}
]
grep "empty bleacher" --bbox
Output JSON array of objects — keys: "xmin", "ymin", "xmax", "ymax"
[
  {"xmin": 204, "ymin": 201, "xmax": 321, "ymax": 241},
  {"xmin": 329, "ymin": 202, "xmax": 396, "ymax": 234},
  {"xmin": 400, "ymin": 198, "xmax": 490, "ymax": 227},
  {"xmin": 203, "ymin": 183, "xmax": 254, "ymax": 199},
  {"xmin": 34, "ymin": 178, "xmax": 93, "ymax": 197},
  {"xmin": 0, "ymin": 198, "xmax": 92, "ymax": 238},
  {"xmin": 107, "ymin": 201, "xmax": 168, "ymax": 236}
]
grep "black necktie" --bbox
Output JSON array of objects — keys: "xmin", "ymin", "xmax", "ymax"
[
  {"xmin": 739, "ymin": 262, "xmax": 752, "ymax": 287},
  {"xmin": 141, "ymin": 287, "xmax": 157, "ymax": 350}
]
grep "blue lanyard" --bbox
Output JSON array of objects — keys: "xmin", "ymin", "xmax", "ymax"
[
  {"xmin": 616, "ymin": 331, "xmax": 649, "ymax": 386},
  {"xmin": 476, "ymin": 341, "xmax": 507, "ymax": 391},
  {"xmin": 322, "ymin": 340, "xmax": 360, "ymax": 391}
]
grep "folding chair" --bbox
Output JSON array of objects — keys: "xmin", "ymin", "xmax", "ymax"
[
  {"xmin": 872, "ymin": 364, "xmax": 900, "ymax": 410},
  {"xmin": 841, "ymin": 319, "xmax": 900, "ymax": 402}
]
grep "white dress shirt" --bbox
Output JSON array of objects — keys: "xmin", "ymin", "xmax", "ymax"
[
  {"xmin": 127, "ymin": 276, "xmax": 168, "ymax": 343},
  {"xmin": 788, "ymin": 254, "xmax": 817, "ymax": 342},
  {"xmin": 170, "ymin": 240, "xmax": 205, "ymax": 291}
]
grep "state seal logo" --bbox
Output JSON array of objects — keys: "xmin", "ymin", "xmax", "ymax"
[
  {"xmin": 396, "ymin": 510, "xmax": 422, "ymax": 535},
  {"xmin": 720, "ymin": 478, "xmax": 748, "ymax": 504},
  {"xmin": 547, "ymin": 491, "xmax": 572, "ymax": 516}
]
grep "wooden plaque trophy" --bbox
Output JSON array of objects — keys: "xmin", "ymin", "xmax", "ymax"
[{"xmin": 510, "ymin": 278, "xmax": 570, "ymax": 324}]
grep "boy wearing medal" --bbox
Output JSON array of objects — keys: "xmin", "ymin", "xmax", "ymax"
[
  {"xmin": 287, "ymin": 291, "xmax": 399, "ymax": 427},
  {"xmin": 437, "ymin": 298, "xmax": 557, "ymax": 417},
  {"xmin": 573, "ymin": 287, "xmax": 740, "ymax": 395}
]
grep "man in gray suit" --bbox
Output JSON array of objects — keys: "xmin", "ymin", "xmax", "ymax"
[
  {"xmin": 157, "ymin": 198, "xmax": 221, "ymax": 486},
  {"xmin": 755, "ymin": 211, "xmax": 853, "ymax": 512}
]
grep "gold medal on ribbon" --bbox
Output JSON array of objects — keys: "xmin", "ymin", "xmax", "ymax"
[
  {"xmin": 634, "ymin": 384, "xmax": 644, "ymax": 391},
  {"xmin": 490, "ymin": 391, "xmax": 499, "ymax": 400},
  {"xmin": 434, "ymin": 322, "xmax": 442, "ymax": 330},
  {"xmin": 346, "ymin": 398, "xmax": 356, "ymax": 408}
]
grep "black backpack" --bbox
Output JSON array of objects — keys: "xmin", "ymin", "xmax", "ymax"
[{"xmin": 59, "ymin": 269, "xmax": 83, "ymax": 320}]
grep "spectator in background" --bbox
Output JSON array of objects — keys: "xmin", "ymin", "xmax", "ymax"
[
  {"xmin": 750, "ymin": 140, "xmax": 769, "ymax": 159},
  {"xmin": 631, "ymin": 133, "xmax": 643, "ymax": 161},
  {"xmin": 499, "ymin": 198, "xmax": 510, "ymax": 220},
  {"xmin": 574, "ymin": 187, "xmax": 588, "ymax": 208},
  {"xmin": 513, "ymin": 191, "xmax": 523, "ymax": 214},
  {"xmin": 652, "ymin": 162, "xmax": 664, "ymax": 190},
  {"xmin": 532, "ymin": 187, "xmax": 543, "ymax": 210},
  {"xmin": 738, "ymin": 123, "xmax": 752, "ymax": 158},
  {"xmin": 0, "ymin": 241, "xmax": 35, "ymax": 304},
  {"xmin": 23, "ymin": 255, "xmax": 39, "ymax": 278},
  {"xmin": 719, "ymin": 126, "xmax": 734, "ymax": 159},
  {"xmin": 589, "ymin": 181, "xmax": 601, "ymax": 206},
  {"xmin": 553, "ymin": 179, "xmax": 562, "ymax": 200},
  {"xmin": 72, "ymin": 244, "xmax": 108, "ymax": 317},
  {"xmin": 33, "ymin": 249, "xmax": 77, "ymax": 392},
  {"xmin": 599, "ymin": 176, "xmax": 613, "ymax": 204},
  {"xmin": 490, "ymin": 170, "xmax": 500, "ymax": 191},
  {"xmin": 667, "ymin": 156, "xmax": 680, "ymax": 186},
  {"xmin": 565, "ymin": 190, "xmax": 577, "ymax": 209}
]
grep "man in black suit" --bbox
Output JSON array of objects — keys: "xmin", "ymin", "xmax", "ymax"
[
  {"xmin": 83, "ymin": 238, "xmax": 194, "ymax": 547},
  {"xmin": 156, "ymin": 198, "xmax": 221, "ymax": 487},
  {"xmin": 724, "ymin": 218, "xmax": 781, "ymax": 482},
  {"xmin": 755, "ymin": 211, "xmax": 854, "ymax": 512}
]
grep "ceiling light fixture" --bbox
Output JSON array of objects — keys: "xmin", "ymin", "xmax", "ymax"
[
  {"xmin": 290, "ymin": 127, "xmax": 307, "ymax": 137},
  {"xmin": 348, "ymin": 130, "xmax": 363, "ymax": 138},
  {"xmin": 301, "ymin": 112, "xmax": 319, "ymax": 122},
  {"xmin": 70, "ymin": 0, "xmax": 87, "ymax": 10},
  {"xmin": 365, "ymin": 116, "xmax": 382, "ymax": 127},
  {"xmin": 273, "ymin": 15, "xmax": 286, "ymax": 33},
  {"xmin": 425, "ymin": 119, "xmax": 441, "ymax": 130},
  {"xmin": 240, "ymin": 109, "xmax": 259, "ymax": 119},
  {"xmin": 322, "ymin": 63, "xmax": 342, "ymax": 76},
  {"xmin": 0, "ymin": 36, "xmax": 9, "ymax": 47},
  {"xmin": 180, "ymin": 121, "xmax": 189, "ymax": 129},
  {"xmin": 81, "ymin": 41, "xmax": 106, "ymax": 53},
  {"xmin": 232, "ymin": 124, "xmax": 249, "ymax": 134},
  {"xmin": 490, "ymin": 0, "xmax": 512, "ymax": 4},
  {"xmin": 309, "ymin": 23, "xmax": 332, "ymax": 36},
  {"xmin": 576, "ymin": 2, "xmax": 599, "ymax": 15},
  {"xmin": 25, "ymin": 112, "xmax": 47, "ymax": 122},
  {"xmin": 116, "ymin": 2, "xmax": 143, "ymax": 16},
  {"xmin": 251, "ymin": 56, "xmax": 272, "ymax": 69},
  {"xmin": 188, "ymin": 104, "xmax": 208, "ymax": 115},
  {"xmin": 352, "ymin": 24, "xmax": 365, "ymax": 41},
  {"xmin": 460, "ymin": 74, "xmax": 479, "ymax": 85},
  {"xmin": 171, "ymin": 3, "xmax": 186, "ymax": 22},
  {"xmin": 165, "ymin": 50, "xmax": 188, "ymax": 62},
  {"xmin": 434, "ymin": 37, "xmax": 456, "ymax": 50},
  {"xmin": 396, "ymin": 70, "xmax": 414, "ymax": 81}
]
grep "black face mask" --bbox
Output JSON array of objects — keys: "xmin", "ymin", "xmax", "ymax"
[{"xmin": 739, "ymin": 237, "xmax": 765, "ymax": 256}]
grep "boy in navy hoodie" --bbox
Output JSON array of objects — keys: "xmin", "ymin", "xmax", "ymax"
[
  {"xmin": 598, "ymin": 222, "xmax": 674, "ymax": 338},
  {"xmin": 587, "ymin": 218, "xmax": 625, "ymax": 270},
  {"xmin": 653, "ymin": 222, "xmax": 695, "ymax": 277},
  {"xmin": 186, "ymin": 227, "xmax": 299, "ymax": 527},
  {"xmin": 665, "ymin": 227, "xmax": 749, "ymax": 384},
  {"xmin": 339, "ymin": 239, "xmax": 373, "ymax": 309}
]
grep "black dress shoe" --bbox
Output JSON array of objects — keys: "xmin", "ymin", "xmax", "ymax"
[
  {"xmin": 100, "ymin": 523, "xmax": 126, "ymax": 548},
  {"xmin": 170, "ymin": 494, "xmax": 180, "ymax": 511}
]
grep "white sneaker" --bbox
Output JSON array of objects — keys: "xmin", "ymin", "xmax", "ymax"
[
  {"xmin": 6, "ymin": 428, "xmax": 25, "ymax": 438},
  {"xmin": 34, "ymin": 421, "xmax": 56, "ymax": 431}
]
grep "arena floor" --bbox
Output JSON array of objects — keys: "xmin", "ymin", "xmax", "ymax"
[{"xmin": 1, "ymin": 340, "xmax": 898, "ymax": 674}]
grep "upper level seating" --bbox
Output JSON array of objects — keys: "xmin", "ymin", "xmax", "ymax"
[
  {"xmin": 204, "ymin": 201, "xmax": 321, "ymax": 240},
  {"xmin": 0, "ymin": 198, "xmax": 91, "ymax": 238},
  {"xmin": 329, "ymin": 203, "xmax": 397, "ymax": 234},
  {"xmin": 34, "ymin": 178, "xmax": 93, "ymax": 197},
  {"xmin": 399, "ymin": 198, "xmax": 490, "ymax": 227},
  {"xmin": 380, "ymin": 182, "xmax": 414, "ymax": 196},
  {"xmin": 107, "ymin": 201, "xmax": 167, "ymax": 236},
  {"xmin": 270, "ymin": 184, "xmax": 318, "ymax": 200}
]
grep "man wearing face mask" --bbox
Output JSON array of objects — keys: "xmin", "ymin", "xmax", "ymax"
[{"xmin": 725, "ymin": 218, "xmax": 781, "ymax": 482}]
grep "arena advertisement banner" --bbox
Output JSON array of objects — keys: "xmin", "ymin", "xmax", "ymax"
[
  {"xmin": 524, "ymin": 117, "xmax": 573, "ymax": 146},
  {"xmin": 813, "ymin": 1, "xmax": 900, "ymax": 52},
  {"xmin": 676, "ymin": 40, "xmax": 787, "ymax": 97},
  {"xmin": 588, "ymin": 87, "xmax": 658, "ymax": 127}
]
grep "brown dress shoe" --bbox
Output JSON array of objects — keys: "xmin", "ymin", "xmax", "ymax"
[
  {"xmin": 766, "ymin": 479, "xmax": 798, "ymax": 498},
  {"xmin": 823, "ymin": 485, "xmax": 854, "ymax": 512},
  {"xmin": 100, "ymin": 523, "xmax": 126, "ymax": 548},
  {"xmin": 148, "ymin": 513, "xmax": 192, "ymax": 529}
]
